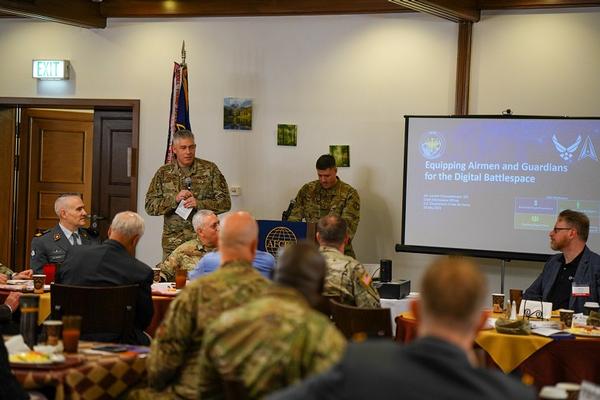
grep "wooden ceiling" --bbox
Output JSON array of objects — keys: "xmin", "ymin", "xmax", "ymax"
[{"xmin": 0, "ymin": 0, "xmax": 599, "ymax": 28}]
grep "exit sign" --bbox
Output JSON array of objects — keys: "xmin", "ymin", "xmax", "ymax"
[{"xmin": 32, "ymin": 60, "xmax": 69, "ymax": 80}]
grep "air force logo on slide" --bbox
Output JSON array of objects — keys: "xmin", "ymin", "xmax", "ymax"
[
  {"xmin": 552, "ymin": 134, "xmax": 581, "ymax": 161},
  {"xmin": 552, "ymin": 134, "xmax": 599, "ymax": 162},
  {"xmin": 420, "ymin": 131, "xmax": 445, "ymax": 160}
]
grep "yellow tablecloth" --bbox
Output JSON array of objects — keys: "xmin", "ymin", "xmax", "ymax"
[
  {"xmin": 474, "ymin": 329, "xmax": 552, "ymax": 373},
  {"xmin": 38, "ymin": 292, "xmax": 51, "ymax": 324}
]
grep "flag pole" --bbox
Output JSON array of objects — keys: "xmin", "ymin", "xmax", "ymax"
[{"xmin": 181, "ymin": 40, "xmax": 186, "ymax": 67}]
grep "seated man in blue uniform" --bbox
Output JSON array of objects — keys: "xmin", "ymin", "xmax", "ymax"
[
  {"xmin": 188, "ymin": 248, "xmax": 275, "ymax": 280},
  {"xmin": 30, "ymin": 193, "xmax": 99, "ymax": 273},
  {"xmin": 268, "ymin": 256, "xmax": 535, "ymax": 400},
  {"xmin": 56, "ymin": 211, "xmax": 153, "ymax": 345},
  {"xmin": 524, "ymin": 209, "xmax": 600, "ymax": 313}
]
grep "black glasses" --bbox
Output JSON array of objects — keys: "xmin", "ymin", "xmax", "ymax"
[{"xmin": 552, "ymin": 226, "xmax": 572, "ymax": 233}]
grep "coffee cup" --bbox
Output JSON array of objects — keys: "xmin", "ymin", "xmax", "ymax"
[
  {"xmin": 32, "ymin": 274, "xmax": 46, "ymax": 294},
  {"xmin": 583, "ymin": 301, "xmax": 599, "ymax": 316},
  {"xmin": 151, "ymin": 267, "xmax": 161, "ymax": 283},
  {"xmin": 43, "ymin": 320, "xmax": 63, "ymax": 346},
  {"xmin": 559, "ymin": 309, "xmax": 574, "ymax": 328},
  {"xmin": 492, "ymin": 293, "xmax": 505, "ymax": 313}
]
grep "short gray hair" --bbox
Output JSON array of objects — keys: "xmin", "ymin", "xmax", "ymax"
[
  {"xmin": 173, "ymin": 129, "xmax": 194, "ymax": 144},
  {"xmin": 193, "ymin": 210, "xmax": 216, "ymax": 231},
  {"xmin": 110, "ymin": 211, "xmax": 145, "ymax": 238},
  {"xmin": 54, "ymin": 193, "xmax": 82, "ymax": 217}
]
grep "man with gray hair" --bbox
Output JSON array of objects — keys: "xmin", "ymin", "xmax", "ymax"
[
  {"xmin": 134, "ymin": 211, "xmax": 269, "ymax": 400},
  {"xmin": 157, "ymin": 210, "xmax": 219, "ymax": 281},
  {"xmin": 57, "ymin": 211, "xmax": 154, "ymax": 345},
  {"xmin": 145, "ymin": 129, "xmax": 231, "ymax": 259},
  {"xmin": 30, "ymin": 193, "xmax": 99, "ymax": 273}
]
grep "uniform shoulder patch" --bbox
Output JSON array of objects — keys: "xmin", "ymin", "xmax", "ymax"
[
  {"xmin": 360, "ymin": 273, "xmax": 372, "ymax": 287},
  {"xmin": 35, "ymin": 228, "xmax": 52, "ymax": 237}
]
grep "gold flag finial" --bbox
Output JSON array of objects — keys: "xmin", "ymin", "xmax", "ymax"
[{"xmin": 181, "ymin": 40, "xmax": 186, "ymax": 66}]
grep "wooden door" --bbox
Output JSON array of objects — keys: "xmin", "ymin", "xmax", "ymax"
[
  {"xmin": 92, "ymin": 110, "xmax": 134, "ymax": 240},
  {"xmin": 23, "ymin": 109, "xmax": 94, "ymax": 268},
  {"xmin": 0, "ymin": 108, "xmax": 17, "ymax": 266}
]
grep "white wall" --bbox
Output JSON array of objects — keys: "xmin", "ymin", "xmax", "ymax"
[{"xmin": 1, "ymin": 8, "xmax": 599, "ymax": 299}]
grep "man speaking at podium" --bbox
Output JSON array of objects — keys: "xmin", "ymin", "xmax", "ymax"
[{"xmin": 288, "ymin": 154, "xmax": 360, "ymax": 257}]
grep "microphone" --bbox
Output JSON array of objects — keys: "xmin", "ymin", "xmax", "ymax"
[
  {"xmin": 183, "ymin": 177, "xmax": 192, "ymax": 190},
  {"xmin": 282, "ymin": 199, "xmax": 296, "ymax": 221}
]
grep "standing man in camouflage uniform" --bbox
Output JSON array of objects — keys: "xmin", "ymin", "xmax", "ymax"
[
  {"xmin": 317, "ymin": 215, "xmax": 380, "ymax": 308},
  {"xmin": 131, "ymin": 211, "xmax": 269, "ymax": 400},
  {"xmin": 145, "ymin": 129, "xmax": 231, "ymax": 259},
  {"xmin": 288, "ymin": 154, "xmax": 360, "ymax": 257},
  {"xmin": 197, "ymin": 242, "xmax": 346, "ymax": 399},
  {"xmin": 30, "ymin": 193, "xmax": 99, "ymax": 273},
  {"xmin": 157, "ymin": 210, "xmax": 219, "ymax": 282}
]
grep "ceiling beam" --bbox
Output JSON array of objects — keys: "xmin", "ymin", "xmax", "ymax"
[
  {"xmin": 100, "ymin": 0, "xmax": 407, "ymax": 17},
  {"xmin": 0, "ymin": 0, "xmax": 105, "ymax": 28},
  {"xmin": 481, "ymin": 0, "xmax": 600, "ymax": 9},
  {"xmin": 387, "ymin": 0, "xmax": 479, "ymax": 22}
]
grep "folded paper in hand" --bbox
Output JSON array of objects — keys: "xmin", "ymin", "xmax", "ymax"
[{"xmin": 175, "ymin": 200, "xmax": 193, "ymax": 220}]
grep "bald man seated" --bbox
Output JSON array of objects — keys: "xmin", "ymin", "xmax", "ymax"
[{"xmin": 132, "ymin": 211, "xmax": 270, "ymax": 400}]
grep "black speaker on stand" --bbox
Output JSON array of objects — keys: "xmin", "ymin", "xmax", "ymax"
[{"xmin": 380, "ymin": 259, "xmax": 392, "ymax": 283}]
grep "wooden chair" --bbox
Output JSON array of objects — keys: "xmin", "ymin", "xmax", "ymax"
[
  {"xmin": 330, "ymin": 299, "xmax": 393, "ymax": 339},
  {"xmin": 50, "ymin": 284, "xmax": 138, "ymax": 343},
  {"xmin": 315, "ymin": 294, "xmax": 341, "ymax": 318},
  {"xmin": 222, "ymin": 377, "xmax": 249, "ymax": 400}
]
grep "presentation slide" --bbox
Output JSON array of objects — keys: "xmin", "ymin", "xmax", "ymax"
[{"xmin": 402, "ymin": 116, "xmax": 600, "ymax": 259}]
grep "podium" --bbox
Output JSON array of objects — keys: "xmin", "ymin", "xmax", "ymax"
[{"xmin": 257, "ymin": 220, "xmax": 316, "ymax": 257}]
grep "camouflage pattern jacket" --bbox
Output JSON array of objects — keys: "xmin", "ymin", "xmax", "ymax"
[
  {"xmin": 144, "ymin": 260, "xmax": 270, "ymax": 400},
  {"xmin": 157, "ymin": 238, "xmax": 215, "ymax": 282},
  {"xmin": 198, "ymin": 285, "xmax": 346, "ymax": 399},
  {"xmin": 145, "ymin": 158, "xmax": 231, "ymax": 257},
  {"xmin": 320, "ymin": 246, "xmax": 380, "ymax": 308},
  {"xmin": 0, "ymin": 263, "xmax": 14, "ymax": 277},
  {"xmin": 288, "ymin": 178, "xmax": 360, "ymax": 257}
]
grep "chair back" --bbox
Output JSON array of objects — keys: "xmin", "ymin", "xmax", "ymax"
[
  {"xmin": 316, "ymin": 294, "xmax": 341, "ymax": 318},
  {"xmin": 330, "ymin": 299, "xmax": 393, "ymax": 339},
  {"xmin": 51, "ymin": 283, "xmax": 138, "ymax": 343},
  {"xmin": 222, "ymin": 377, "xmax": 248, "ymax": 400}
]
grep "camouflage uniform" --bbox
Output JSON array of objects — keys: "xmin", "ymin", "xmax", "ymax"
[
  {"xmin": 157, "ymin": 238, "xmax": 215, "ymax": 282},
  {"xmin": 132, "ymin": 260, "xmax": 270, "ymax": 400},
  {"xmin": 197, "ymin": 285, "xmax": 346, "ymax": 399},
  {"xmin": 320, "ymin": 246, "xmax": 380, "ymax": 308},
  {"xmin": 0, "ymin": 263, "xmax": 14, "ymax": 277},
  {"xmin": 288, "ymin": 178, "xmax": 360, "ymax": 257},
  {"xmin": 145, "ymin": 158, "xmax": 231, "ymax": 258}
]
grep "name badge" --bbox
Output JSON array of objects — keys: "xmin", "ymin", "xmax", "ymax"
[{"xmin": 572, "ymin": 283, "xmax": 590, "ymax": 297}]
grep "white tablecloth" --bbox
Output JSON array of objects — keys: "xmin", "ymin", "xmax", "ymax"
[{"xmin": 381, "ymin": 292, "xmax": 419, "ymax": 334}]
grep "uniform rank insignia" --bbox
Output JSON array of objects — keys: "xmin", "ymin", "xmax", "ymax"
[{"xmin": 54, "ymin": 233, "xmax": 61, "ymax": 241}]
